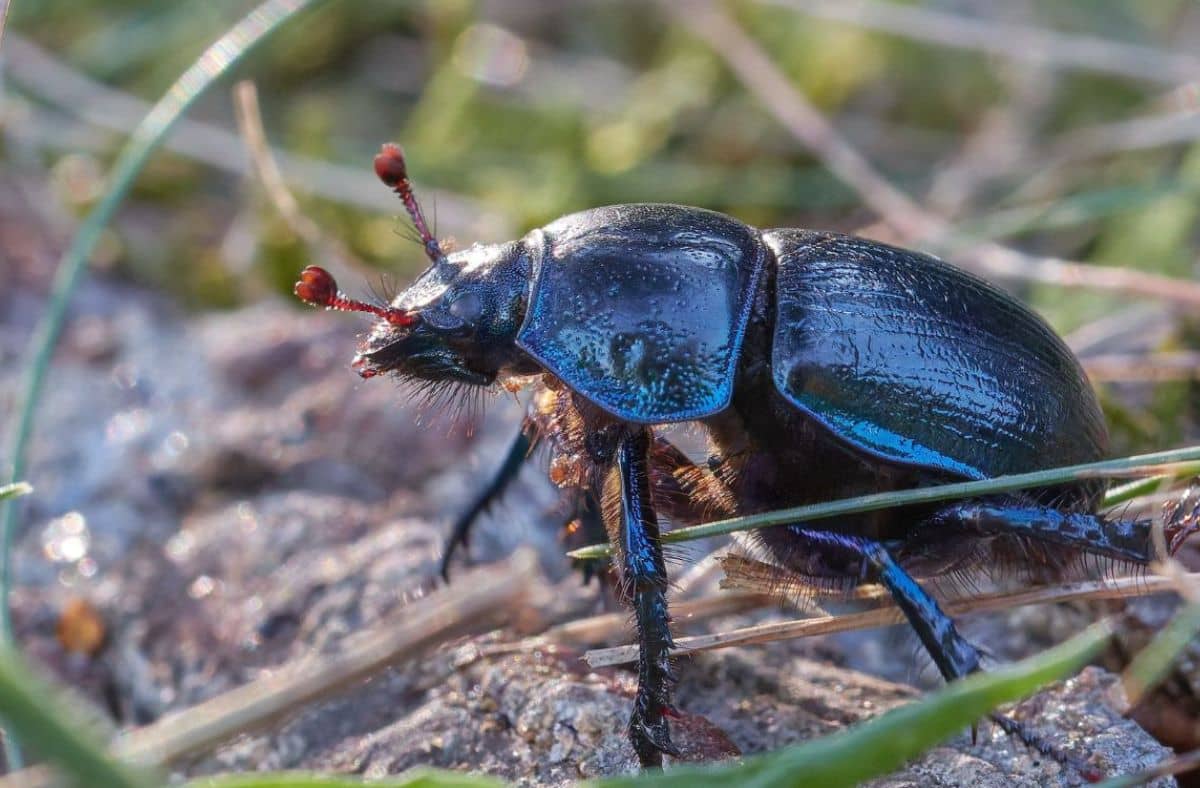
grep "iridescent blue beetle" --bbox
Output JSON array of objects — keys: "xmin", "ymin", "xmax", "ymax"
[{"xmin": 297, "ymin": 143, "xmax": 1197, "ymax": 772}]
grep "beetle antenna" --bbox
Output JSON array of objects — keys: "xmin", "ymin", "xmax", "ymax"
[
  {"xmin": 374, "ymin": 143, "xmax": 446, "ymax": 266},
  {"xmin": 294, "ymin": 265, "xmax": 418, "ymax": 327}
]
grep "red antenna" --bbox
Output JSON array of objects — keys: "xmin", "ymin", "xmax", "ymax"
[
  {"xmin": 294, "ymin": 266, "xmax": 417, "ymax": 327},
  {"xmin": 374, "ymin": 143, "xmax": 446, "ymax": 266}
]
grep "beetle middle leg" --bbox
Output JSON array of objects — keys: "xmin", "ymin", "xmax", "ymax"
[
  {"xmin": 561, "ymin": 487, "xmax": 611, "ymax": 586},
  {"xmin": 787, "ymin": 528, "xmax": 982, "ymax": 679}
]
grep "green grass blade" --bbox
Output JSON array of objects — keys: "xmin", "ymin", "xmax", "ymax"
[
  {"xmin": 179, "ymin": 625, "xmax": 1109, "ymax": 787},
  {"xmin": 597, "ymin": 622, "xmax": 1112, "ymax": 788},
  {"xmin": 1089, "ymin": 600, "xmax": 1200, "ymax": 788},
  {"xmin": 0, "ymin": 645, "xmax": 156, "ymax": 787},
  {"xmin": 1101, "ymin": 462, "xmax": 1200, "ymax": 508},
  {"xmin": 568, "ymin": 446, "xmax": 1200, "ymax": 560},
  {"xmin": 1121, "ymin": 601, "xmax": 1200, "ymax": 704},
  {"xmin": 0, "ymin": 0, "xmax": 323, "ymax": 767},
  {"xmin": 0, "ymin": 483, "xmax": 31, "ymax": 503}
]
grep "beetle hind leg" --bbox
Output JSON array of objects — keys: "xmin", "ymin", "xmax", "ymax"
[
  {"xmin": 986, "ymin": 710, "xmax": 1102, "ymax": 780},
  {"xmin": 922, "ymin": 500, "xmax": 1161, "ymax": 565},
  {"xmin": 789, "ymin": 529, "xmax": 1099, "ymax": 775}
]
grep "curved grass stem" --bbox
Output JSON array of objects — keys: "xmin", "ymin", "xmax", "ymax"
[{"xmin": 568, "ymin": 446, "xmax": 1200, "ymax": 561}]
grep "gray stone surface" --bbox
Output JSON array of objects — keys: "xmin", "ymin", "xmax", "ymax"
[{"xmin": 3, "ymin": 280, "xmax": 1181, "ymax": 786}]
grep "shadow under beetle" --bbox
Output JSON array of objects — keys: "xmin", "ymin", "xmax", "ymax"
[{"xmin": 296, "ymin": 143, "xmax": 1199, "ymax": 774}]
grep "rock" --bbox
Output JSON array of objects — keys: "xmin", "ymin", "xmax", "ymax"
[
  {"xmin": 3, "ymin": 279, "xmax": 1180, "ymax": 786},
  {"xmin": 183, "ymin": 643, "xmax": 1171, "ymax": 787}
]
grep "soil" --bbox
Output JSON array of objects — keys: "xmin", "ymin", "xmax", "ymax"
[{"xmin": 3, "ymin": 271, "xmax": 1191, "ymax": 786}]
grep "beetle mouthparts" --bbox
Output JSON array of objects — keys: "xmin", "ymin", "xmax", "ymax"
[
  {"xmin": 294, "ymin": 265, "xmax": 418, "ymax": 328},
  {"xmin": 351, "ymin": 355, "xmax": 380, "ymax": 379}
]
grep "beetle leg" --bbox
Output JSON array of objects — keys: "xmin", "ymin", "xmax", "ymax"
[
  {"xmin": 439, "ymin": 417, "xmax": 537, "ymax": 582},
  {"xmin": 788, "ymin": 529, "xmax": 981, "ymax": 679},
  {"xmin": 616, "ymin": 427, "xmax": 678, "ymax": 766},
  {"xmin": 650, "ymin": 435, "xmax": 736, "ymax": 526},
  {"xmin": 561, "ymin": 487, "xmax": 610, "ymax": 586},
  {"xmin": 792, "ymin": 528, "xmax": 1097, "ymax": 776},
  {"xmin": 923, "ymin": 501, "xmax": 1159, "ymax": 563}
]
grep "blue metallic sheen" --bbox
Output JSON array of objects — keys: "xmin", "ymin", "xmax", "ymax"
[
  {"xmin": 616, "ymin": 429, "xmax": 676, "ymax": 765},
  {"xmin": 764, "ymin": 230, "xmax": 1109, "ymax": 481},
  {"xmin": 517, "ymin": 204, "xmax": 766, "ymax": 424},
  {"xmin": 928, "ymin": 502, "xmax": 1155, "ymax": 563}
]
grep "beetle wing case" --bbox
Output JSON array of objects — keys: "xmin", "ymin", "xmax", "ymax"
[
  {"xmin": 765, "ymin": 229, "xmax": 1109, "ymax": 481},
  {"xmin": 517, "ymin": 204, "xmax": 766, "ymax": 423}
]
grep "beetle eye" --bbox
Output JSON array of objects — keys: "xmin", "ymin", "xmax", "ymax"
[{"xmin": 448, "ymin": 292, "xmax": 482, "ymax": 323}]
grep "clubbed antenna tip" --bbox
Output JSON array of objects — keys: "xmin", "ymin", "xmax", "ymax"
[
  {"xmin": 373, "ymin": 142, "xmax": 408, "ymax": 187},
  {"xmin": 294, "ymin": 266, "xmax": 417, "ymax": 327},
  {"xmin": 373, "ymin": 143, "xmax": 445, "ymax": 266}
]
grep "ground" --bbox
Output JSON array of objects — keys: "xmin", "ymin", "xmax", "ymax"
[{"xmin": 4, "ymin": 271, "xmax": 1190, "ymax": 786}]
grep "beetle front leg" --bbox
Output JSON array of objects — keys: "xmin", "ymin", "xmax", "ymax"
[
  {"xmin": 440, "ymin": 417, "xmax": 537, "ymax": 581},
  {"xmin": 615, "ymin": 427, "xmax": 678, "ymax": 767}
]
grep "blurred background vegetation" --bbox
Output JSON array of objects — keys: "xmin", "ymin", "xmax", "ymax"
[{"xmin": 4, "ymin": 0, "xmax": 1199, "ymax": 450}]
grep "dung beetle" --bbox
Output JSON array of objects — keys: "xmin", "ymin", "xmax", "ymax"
[{"xmin": 297, "ymin": 143, "xmax": 1198, "ymax": 772}]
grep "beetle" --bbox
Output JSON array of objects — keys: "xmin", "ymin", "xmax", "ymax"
[{"xmin": 296, "ymin": 143, "xmax": 1197, "ymax": 772}]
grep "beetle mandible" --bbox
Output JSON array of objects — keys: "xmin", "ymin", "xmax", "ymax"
[{"xmin": 296, "ymin": 143, "xmax": 1197, "ymax": 771}]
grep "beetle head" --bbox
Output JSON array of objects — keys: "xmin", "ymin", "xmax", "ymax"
[{"xmin": 295, "ymin": 144, "xmax": 533, "ymax": 388}]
